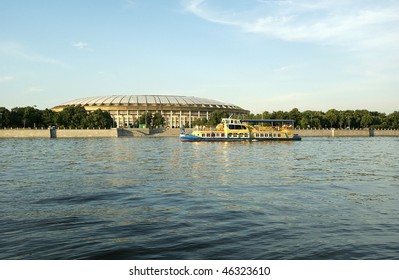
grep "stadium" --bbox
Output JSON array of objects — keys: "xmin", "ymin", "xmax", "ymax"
[{"xmin": 52, "ymin": 95, "xmax": 249, "ymax": 128}]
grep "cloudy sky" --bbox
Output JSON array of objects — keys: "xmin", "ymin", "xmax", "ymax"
[{"xmin": 1, "ymin": 0, "xmax": 398, "ymax": 113}]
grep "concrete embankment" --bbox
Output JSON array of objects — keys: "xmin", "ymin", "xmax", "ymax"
[
  {"xmin": 295, "ymin": 128, "xmax": 399, "ymax": 137},
  {"xmin": 1, "ymin": 128, "xmax": 398, "ymax": 138},
  {"xmin": 0, "ymin": 129, "xmax": 51, "ymax": 138},
  {"xmin": 0, "ymin": 128, "xmax": 118, "ymax": 138}
]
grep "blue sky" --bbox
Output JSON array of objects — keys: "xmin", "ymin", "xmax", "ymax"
[{"xmin": 1, "ymin": 0, "xmax": 398, "ymax": 113}]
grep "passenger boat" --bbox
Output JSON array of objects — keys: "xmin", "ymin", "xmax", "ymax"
[{"xmin": 180, "ymin": 118, "xmax": 301, "ymax": 142}]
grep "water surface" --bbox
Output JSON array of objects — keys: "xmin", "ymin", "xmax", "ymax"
[{"xmin": 1, "ymin": 137, "xmax": 398, "ymax": 259}]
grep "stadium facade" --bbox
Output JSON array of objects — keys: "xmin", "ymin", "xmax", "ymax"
[{"xmin": 52, "ymin": 95, "xmax": 249, "ymax": 128}]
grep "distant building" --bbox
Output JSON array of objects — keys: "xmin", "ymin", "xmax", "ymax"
[{"xmin": 52, "ymin": 95, "xmax": 249, "ymax": 128}]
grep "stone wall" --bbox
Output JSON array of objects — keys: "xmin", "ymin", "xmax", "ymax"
[
  {"xmin": 0, "ymin": 128, "xmax": 118, "ymax": 138},
  {"xmin": 0, "ymin": 129, "xmax": 50, "ymax": 138},
  {"xmin": 55, "ymin": 128, "xmax": 118, "ymax": 138},
  {"xmin": 117, "ymin": 128, "xmax": 150, "ymax": 137},
  {"xmin": 295, "ymin": 128, "xmax": 399, "ymax": 137},
  {"xmin": 372, "ymin": 129, "xmax": 399, "ymax": 137},
  {"xmin": 1, "ymin": 128, "xmax": 398, "ymax": 138}
]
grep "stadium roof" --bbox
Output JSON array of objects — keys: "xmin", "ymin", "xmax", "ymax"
[{"xmin": 56, "ymin": 95, "xmax": 244, "ymax": 110}]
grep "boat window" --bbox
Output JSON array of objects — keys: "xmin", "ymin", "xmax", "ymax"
[
  {"xmin": 233, "ymin": 133, "xmax": 237, "ymax": 138},
  {"xmin": 278, "ymin": 133, "xmax": 281, "ymax": 137},
  {"xmin": 221, "ymin": 133, "xmax": 225, "ymax": 137},
  {"xmin": 228, "ymin": 124, "xmax": 246, "ymax": 130}
]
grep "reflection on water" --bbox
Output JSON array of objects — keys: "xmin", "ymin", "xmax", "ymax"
[{"xmin": 1, "ymin": 137, "xmax": 399, "ymax": 259}]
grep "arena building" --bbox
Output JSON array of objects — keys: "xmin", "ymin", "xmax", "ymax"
[{"xmin": 52, "ymin": 95, "xmax": 249, "ymax": 128}]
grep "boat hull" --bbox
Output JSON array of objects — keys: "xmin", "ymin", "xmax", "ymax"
[{"xmin": 180, "ymin": 134, "xmax": 301, "ymax": 142}]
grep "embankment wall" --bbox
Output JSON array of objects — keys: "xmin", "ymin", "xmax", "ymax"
[
  {"xmin": 55, "ymin": 129, "xmax": 118, "ymax": 138},
  {"xmin": 0, "ymin": 129, "xmax": 50, "ymax": 138},
  {"xmin": 116, "ymin": 128, "xmax": 150, "ymax": 137},
  {"xmin": 0, "ymin": 128, "xmax": 118, "ymax": 138},
  {"xmin": 295, "ymin": 129, "xmax": 399, "ymax": 137},
  {"xmin": 1, "ymin": 128, "xmax": 398, "ymax": 138}
]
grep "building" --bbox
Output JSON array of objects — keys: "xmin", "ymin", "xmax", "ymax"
[{"xmin": 52, "ymin": 95, "xmax": 249, "ymax": 128}]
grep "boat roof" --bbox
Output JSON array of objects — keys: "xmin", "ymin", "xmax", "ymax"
[{"xmin": 241, "ymin": 119, "xmax": 296, "ymax": 123}]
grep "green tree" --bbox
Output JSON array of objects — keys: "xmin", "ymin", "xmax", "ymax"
[
  {"xmin": 270, "ymin": 110, "xmax": 289, "ymax": 120},
  {"xmin": 386, "ymin": 111, "xmax": 399, "ymax": 129},
  {"xmin": 288, "ymin": 108, "xmax": 301, "ymax": 124},
  {"xmin": 152, "ymin": 112, "xmax": 165, "ymax": 128},
  {"xmin": 325, "ymin": 109, "xmax": 338, "ymax": 128},
  {"xmin": 360, "ymin": 111, "xmax": 373, "ymax": 128},
  {"xmin": 9, "ymin": 107, "xmax": 24, "ymax": 128},
  {"xmin": 23, "ymin": 106, "xmax": 42, "ymax": 128},
  {"xmin": 55, "ymin": 105, "xmax": 88, "ymax": 128},
  {"xmin": 135, "ymin": 112, "xmax": 153, "ymax": 128},
  {"xmin": 191, "ymin": 118, "xmax": 208, "ymax": 127},
  {"xmin": 0, "ymin": 107, "xmax": 10, "ymax": 128},
  {"xmin": 41, "ymin": 109, "xmax": 57, "ymax": 127},
  {"xmin": 208, "ymin": 110, "xmax": 230, "ymax": 126},
  {"xmin": 300, "ymin": 111, "xmax": 315, "ymax": 128},
  {"xmin": 87, "ymin": 109, "xmax": 113, "ymax": 128}
]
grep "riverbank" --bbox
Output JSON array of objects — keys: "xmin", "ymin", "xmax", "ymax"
[{"xmin": 1, "ymin": 127, "xmax": 399, "ymax": 138}]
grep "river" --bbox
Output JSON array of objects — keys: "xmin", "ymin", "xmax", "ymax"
[{"xmin": 1, "ymin": 137, "xmax": 398, "ymax": 259}]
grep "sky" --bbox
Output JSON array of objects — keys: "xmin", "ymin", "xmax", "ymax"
[{"xmin": 1, "ymin": 0, "xmax": 398, "ymax": 114}]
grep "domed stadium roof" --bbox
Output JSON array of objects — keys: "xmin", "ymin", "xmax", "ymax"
[{"xmin": 54, "ymin": 95, "xmax": 247, "ymax": 111}]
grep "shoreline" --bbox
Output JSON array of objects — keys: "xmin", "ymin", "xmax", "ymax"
[{"xmin": 1, "ymin": 127, "xmax": 399, "ymax": 138}]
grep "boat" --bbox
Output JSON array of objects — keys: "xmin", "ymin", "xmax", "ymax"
[{"xmin": 180, "ymin": 118, "xmax": 301, "ymax": 142}]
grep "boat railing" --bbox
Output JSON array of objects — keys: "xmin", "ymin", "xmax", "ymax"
[
  {"xmin": 254, "ymin": 125, "xmax": 294, "ymax": 132},
  {"xmin": 194, "ymin": 125, "xmax": 217, "ymax": 131}
]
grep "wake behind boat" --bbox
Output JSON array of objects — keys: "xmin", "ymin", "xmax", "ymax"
[{"xmin": 180, "ymin": 118, "xmax": 301, "ymax": 142}]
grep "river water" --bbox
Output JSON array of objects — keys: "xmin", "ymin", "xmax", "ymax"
[{"xmin": 1, "ymin": 137, "xmax": 398, "ymax": 259}]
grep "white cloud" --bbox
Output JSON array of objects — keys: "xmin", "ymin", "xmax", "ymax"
[
  {"xmin": 0, "ymin": 75, "xmax": 14, "ymax": 83},
  {"xmin": 183, "ymin": 0, "xmax": 399, "ymax": 49},
  {"xmin": 72, "ymin": 41, "xmax": 89, "ymax": 49}
]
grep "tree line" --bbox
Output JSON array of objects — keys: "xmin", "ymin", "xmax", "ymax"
[
  {"xmin": 1, "ymin": 105, "xmax": 398, "ymax": 130},
  {"xmin": 0, "ymin": 105, "xmax": 114, "ymax": 129},
  {"xmin": 192, "ymin": 108, "xmax": 399, "ymax": 129}
]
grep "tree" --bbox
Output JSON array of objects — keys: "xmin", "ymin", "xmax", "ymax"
[
  {"xmin": 9, "ymin": 107, "xmax": 24, "ymax": 128},
  {"xmin": 325, "ymin": 109, "xmax": 338, "ymax": 128},
  {"xmin": 191, "ymin": 118, "xmax": 208, "ymax": 127},
  {"xmin": 386, "ymin": 111, "xmax": 399, "ymax": 129},
  {"xmin": 135, "ymin": 112, "xmax": 153, "ymax": 128},
  {"xmin": 208, "ymin": 110, "xmax": 230, "ymax": 126},
  {"xmin": 55, "ymin": 105, "xmax": 88, "ymax": 128},
  {"xmin": 152, "ymin": 112, "xmax": 165, "ymax": 128},
  {"xmin": 41, "ymin": 109, "xmax": 57, "ymax": 127},
  {"xmin": 0, "ymin": 107, "xmax": 10, "ymax": 128},
  {"xmin": 360, "ymin": 112, "xmax": 373, "ymax": 128},
  {"xmin": 87, "ymin": 109, "xmax": 113, "ymax": 128},
  {"xmin": 23, "ymin": 106, "xmax": 42, "ymax": 128},
  {"xmin": 288, "ymin": 108, "xmax": 301, "ymax": 124}
]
